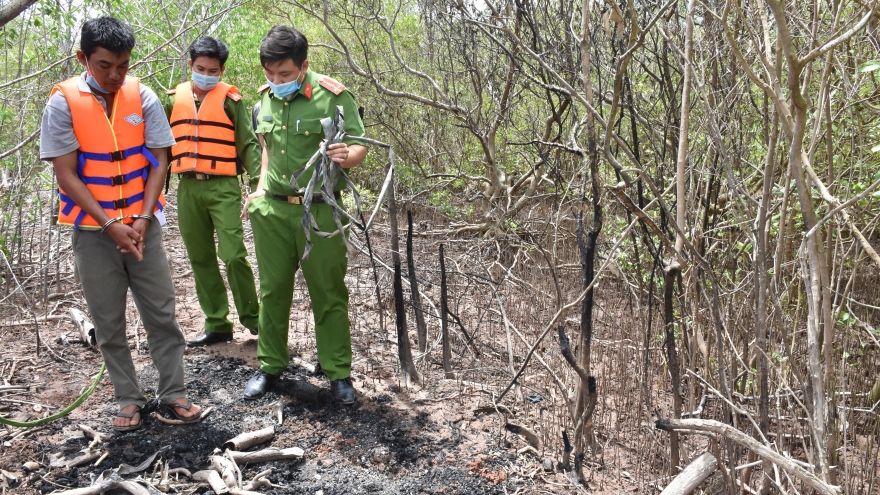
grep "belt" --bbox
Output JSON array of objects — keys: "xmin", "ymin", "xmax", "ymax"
[
  {"xmin": 267, "ymin": 192, "xmax": 341, "ymax": 205},
  {"xmin": 179, "ymin": 172, "xmax": 232, "ymax": 180}
]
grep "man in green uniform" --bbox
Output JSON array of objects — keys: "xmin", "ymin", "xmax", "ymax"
[
  {"xmin": 165, "ymin": 37, "xmax": 261, "ymax": 345},
  {"xmin": 242, "ymin": 25, "xmax": 367, "ymax": 403}
]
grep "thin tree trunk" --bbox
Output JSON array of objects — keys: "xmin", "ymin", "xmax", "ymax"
[
  {"xmin": 674, "ymin": 0, "xmax": 697, "ymax": 254},
  {"xmin": 575, "ymin": 0, "xmax": 602, "ymax": 463},
  {"xmin": 439, "ymin": 244, "xmax": 453, "ymax": 378},
  {"xmin": 664, "ymin": 265, "xmax": 682, "ymax": 471},
  {"xmin": 406, "ymin": 211, "xmax": 428, "ymax": 353},
  {"xmin": 393, "ymin": 261, "xmax": 419, "ymax": 384}
]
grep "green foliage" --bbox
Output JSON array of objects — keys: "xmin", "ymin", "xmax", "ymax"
[{"xmin": 858, "ymin": 60, "xmax": 880, "ymax": 73}]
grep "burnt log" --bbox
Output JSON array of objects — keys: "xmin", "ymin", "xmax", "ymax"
[
  {"xmin": 228, "ymin": 447, "xmax": 304, "ymax": 464},
  {"xmin": 223, "ymin": 426, "xmax": 275, "ymax": 451}
]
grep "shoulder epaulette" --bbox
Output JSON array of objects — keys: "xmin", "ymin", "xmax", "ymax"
[
  {"xmin": 258, "ymin": 83, "xmax": 270, "ymax": 93},
  {"xmin": 318, "ymin": 76, "xmax": 345, "ymax": 96},
  {"xmin": 166, "ymin": 89, "xmax": 176, "ymax": 95},
  {"xmin": 226, "ymin": 87, "xmax": 242, "ymax": 101}
]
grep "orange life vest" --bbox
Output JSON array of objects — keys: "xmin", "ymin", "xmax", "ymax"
[
  {"xmin": 53, "ymin": 76, "xmax": 165, "ymax": 229},
  {"xmin": 169, "ymin": 81, "xmax": 239, "ymax": 175}
]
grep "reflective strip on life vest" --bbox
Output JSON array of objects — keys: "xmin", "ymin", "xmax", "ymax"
[
  {"xmin": 170, "ymin": 118, "xmax": 235, "ymax": 130},
  {"xmin": 77, "ymin": 145, "xmax": 159, "ymax": 174}
]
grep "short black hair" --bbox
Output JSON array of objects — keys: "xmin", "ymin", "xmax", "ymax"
[
  {"xmin": 80, "ymin": 17, "xmax": 135, "ymax": 58},
  {"xmin": 188, "ymin": 37, "xmax": 229, "ymax": 67},
  {"xmin": 260, "ymin": 25, "xmax": 308, "ymax": 68}
]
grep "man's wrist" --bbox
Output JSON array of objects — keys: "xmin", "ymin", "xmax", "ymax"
[{"xmin": 100, "ymin": 217, "xmax": 124, "ymax": 233}]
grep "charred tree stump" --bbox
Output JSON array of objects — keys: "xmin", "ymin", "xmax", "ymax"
[
  {"xmin": 406, "ymin": 211, "xmax": 428, "ymax": 353},
  {"xmin": 439, "ymin": 243, "xmax": 453, "ymax": 378},
  {"xmin": 659, "ymin": 452, "xmax": 718, "ymax": 495},
  {"xmin": 561, "ymin": 430, "xmax": 573, "ymax": 470},
  {"xmin": 393, "ymin": 261, "xmax": 419, "ymax": 384}
]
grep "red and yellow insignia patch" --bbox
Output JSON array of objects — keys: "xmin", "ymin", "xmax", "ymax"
[
  {"xmin": 226, "ymin": 88, "xmax": 242, "ymax": 101},
  {"xmin": 318, "ymin": 77, "xmax": 345, "ymax": 95},
  {"xmin": 304, "ymin": 83, "xmax": 313, "ymax": 99}
]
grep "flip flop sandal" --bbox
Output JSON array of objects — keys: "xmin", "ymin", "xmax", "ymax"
[
  {"xmin": 160, "ymin": 399, "xmax": 207, "ymax": 424},
  {"xmin": 113, "ymin": 406, "xmax": 143, "ymax": 432}
]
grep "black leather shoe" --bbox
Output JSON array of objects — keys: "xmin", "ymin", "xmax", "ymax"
[
  {"xmin": 187, "ymin": 331, "xmax": 233, "ymax": 347},
  {"xmin": 244, "ymin": 369, "xmax": 279, "ymax": 400},
  {"xmin": 331, "ymin": 378, "xmax": 355, "ymax": 405}
]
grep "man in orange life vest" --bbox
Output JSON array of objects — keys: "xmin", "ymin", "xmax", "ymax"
[
  {"xmin": 39, "ymin": 17, "xmax": 204, "ymax": 431},
  {"xmin": 165, "ymin": 37, "xmax": 260, "ymax": 346}
]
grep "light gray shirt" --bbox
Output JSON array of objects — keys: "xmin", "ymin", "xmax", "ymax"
[{"xmin": 39, "ymin": 74, "xmax": 175, "ymax": 160}]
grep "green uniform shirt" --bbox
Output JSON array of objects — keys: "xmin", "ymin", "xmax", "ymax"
[
  {"xmin": 164, "ymin": 85, "xmax": 261, "ymax": 187},
  {"xmin": 256, "ymin": 70, "xmax": 365, "ymax": 195}
]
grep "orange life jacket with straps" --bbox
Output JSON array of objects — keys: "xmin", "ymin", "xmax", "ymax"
[
  {"xmin": 168, "ymin": 81, "xmax": 239, "ymax": 176},
  {"xmin": 53, "ymin": 76, "xmax": 165, "ymax": 230}
]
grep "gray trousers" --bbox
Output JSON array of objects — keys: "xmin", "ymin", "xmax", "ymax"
[{"xmin": 73, "ymin": 224, "xmax": 187, "ymax": 409}]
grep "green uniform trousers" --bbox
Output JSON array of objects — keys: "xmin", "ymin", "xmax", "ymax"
[
  {"xmin": 177, "ymin": 176, "xmax": 259, "ymax": 333},
  {"xmin": 248, "ymin": 195, "xmax": 351, "ymax": 380},
  {"xmin": 73, "ymin": 224, "xmax": 187, "ymax": 409}
]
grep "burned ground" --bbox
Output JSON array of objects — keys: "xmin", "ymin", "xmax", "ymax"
[
  {"xmin": 1, "ymin": 343, "xmax": 538, "ymax": 494},
  {"xmin": 0, "ymin": 198, "xmax": 641, "ymax": 495}
]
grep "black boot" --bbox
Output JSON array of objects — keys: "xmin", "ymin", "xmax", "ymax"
[
  {"xmin": 331, "ymin": 377, "xmax": 355, "ymax": 405},
  {"xmin": 187, "ymin": 331, "xmax": 233, "ymax": 347},
  {"xmin": 244, "ymin": 369, "xmax": 279, "ymax": 400}
]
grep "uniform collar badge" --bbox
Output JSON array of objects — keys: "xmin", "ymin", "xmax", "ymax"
[{"xmin": 304, "ymin": 83, "xmax": 313, "ymax": 99}]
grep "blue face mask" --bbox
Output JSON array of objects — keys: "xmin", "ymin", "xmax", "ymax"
[
  {"xmin": 85, "ymin": 61, "xmax": 110, "ymax": 94},
  {"xmin": 267, "ymin": 69, "xmax": 302, "ymax": 98},
  {"xmin": 192, "ymin": 71, "xmax": 221, "ymax": 91}
]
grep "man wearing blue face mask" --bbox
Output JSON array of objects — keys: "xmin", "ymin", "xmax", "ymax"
[
  {"xmin": 241, "ymin": 25, "xmax": 367, "ymax": 403},
  {"xmin": 165, "ymin": 37, "xmax": 261, "ymax": 346}
]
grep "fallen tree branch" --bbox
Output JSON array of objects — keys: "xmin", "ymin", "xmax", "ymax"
[
  {"xmin": 290, "ymin": 357, "xmax": 316, "ymax": 374},
  {"xmin": 192, "ymin": 470, "xmax": 229, "ymax": 494},
  {"xmin": 243, "ymin": 469, "xmax": 274, "ymax": 491},
  {"xmin": 69, "ymin": 309, "xmax": 96, "ymax": 347},
  {"xmin": 49, "ymin": 449, "xmax": 103, "ymax": 469},
  {"xmin": 50, "ymin": 473, "xmax": 151, "ymax": 495},
  {"xmin": 227, "ymin": 447, "xmax": 304, "ymax": 464},
  {"xmin": 659, "ymin": 452, "xmax": 718, "ymax": 495},
  {"xmin": 223, "ymin": 426, "xmax": 275, "ymax": 451},
  {"xmin": 209, "ymin": 455, "xmax": 237, "ymax": 489},
  {"xmin": 505, "ymin": 423, "xmax": 541, "ymax": 450},
  {"xmin": 655, "ymin": 419, "xmax": 840, "ymax": 495},
  {"xmin": 151, "ymin": 406, "xmax": 213, "ymax": 425},
  {"xmin": 78, "ymin": 424, "xmax": 111, "ymax": 449}
]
